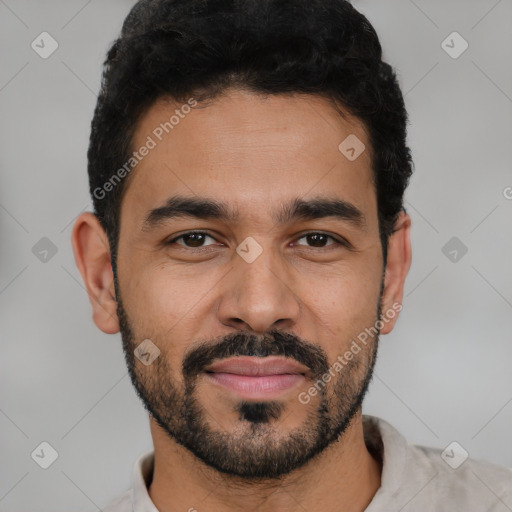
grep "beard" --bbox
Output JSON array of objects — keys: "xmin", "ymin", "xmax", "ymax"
[{"xmin": 115, "ymin": 280, "xmax": 383, "ymax": 481}]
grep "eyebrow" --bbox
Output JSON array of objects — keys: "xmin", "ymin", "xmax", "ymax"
[{"xmin": 142, "ymin": 194, "xmax": 366, "ymax": 232}]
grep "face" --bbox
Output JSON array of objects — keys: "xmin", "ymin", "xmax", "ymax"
[{"xmin": 83, "ymin": 88, "xmax": 409, "ymax": 480}]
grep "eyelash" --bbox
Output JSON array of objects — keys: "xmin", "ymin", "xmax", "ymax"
[{"xmin": 165, "ymin": 231, "xmax": 349, "ymax": 250}]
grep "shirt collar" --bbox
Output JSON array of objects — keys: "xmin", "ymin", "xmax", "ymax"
[
  {"xmin": 362, "ymin": 414, "xmax": 408, "ymax": 510},
  {"xmin": 132, "ymin": 450, "xmax": 159, "ymax": 512}
]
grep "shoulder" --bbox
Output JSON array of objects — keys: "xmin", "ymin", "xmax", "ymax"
[
  {"xmin": 410, "ymin": 442, "xmax": 511, "ymax": 493},
  {"xmin": 400, "ymin": 442, "xmax": 512, "ymax": 510},
  {"xmin": 363, "ymin": 415, "xmax": 512, "ymax": 510}
]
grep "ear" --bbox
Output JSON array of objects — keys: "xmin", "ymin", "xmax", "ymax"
[
  {"xmin": 71, "ymin": 212, "xmax": 120, "ymax": 334},
  {"xmin": 379, "ymin": 210, "xmax": 412, "ymax": 335}
]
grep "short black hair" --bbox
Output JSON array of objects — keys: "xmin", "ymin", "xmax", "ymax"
[{"xmin": 87, "ymin": 0, "xmax": 413, "ymax": 272}]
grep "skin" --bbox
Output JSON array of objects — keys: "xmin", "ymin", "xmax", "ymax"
[{"xmin": 72, "ymin": 87, "xmax": 412, "ymax": 512}]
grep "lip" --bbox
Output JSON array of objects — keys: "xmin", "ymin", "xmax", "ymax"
[
  {"xmin": 204, "ymin": 355, "xmax": 309, "ymax": 377},
  {"xmin": 203, "ymin": 356, "xmax": 310, "ymax": 399}
]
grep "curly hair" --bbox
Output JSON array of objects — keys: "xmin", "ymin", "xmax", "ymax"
[{"xmin": 87, "ymin": 0, "xmax": 413, "ymax": 271}]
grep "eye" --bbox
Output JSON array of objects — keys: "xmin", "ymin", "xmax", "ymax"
[
  {"xmin": 294, "ymin": 232, "xmax": 347, "ymax": 249},
  {"xmin": 166, "ymin": 231, "xmax": 218, "ymax": 248},
  {"xmin": 165, "ymin": 231, "xmax": 349, "ymax": 250}
]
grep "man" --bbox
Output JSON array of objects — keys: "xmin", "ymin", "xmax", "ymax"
[{"xmin": 71, "ymin": 0, "xmax": 512, "ymax": 510}]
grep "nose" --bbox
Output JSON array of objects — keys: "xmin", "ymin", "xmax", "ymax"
[{"xmin": 217, "ymin": 244, "xmax": 301, "ymax": 334}]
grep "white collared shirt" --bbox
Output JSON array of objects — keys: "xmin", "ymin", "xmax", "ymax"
[{"xmin": 101, "ymin": 415, "xmax": 512, "ymax": 511}]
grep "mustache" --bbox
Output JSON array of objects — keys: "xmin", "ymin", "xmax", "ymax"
[{"xmin": 182, "ymin": 329, "xmax": 330, "ymax": 381}]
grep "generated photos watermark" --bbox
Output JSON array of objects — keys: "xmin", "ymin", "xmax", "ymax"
[
  {"xmin": 93, "ymin": 97, "xmax": 198, "ymax": 200},
  {"xmin": 298, "ymin": 302, "xmax": 403, "ymax": 404}
]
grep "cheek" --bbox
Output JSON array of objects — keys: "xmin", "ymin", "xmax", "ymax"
[
  {"xmin": 128, "ymin": 277, "xmax": 184, "ymax": 331},
  {"xmin": 300, "ymin": 257, "xmax": 382, "ymax": 344},
  {"xmin": 310, "ymin": 280, "xmax": 379, "ymax": 336},
  {"xmin": 119, "ymin": 271, "xmax": 193, "ymax": 374},
  {"xmin": 120, "ymin": 259, "xmax": 220, "ymax": 346}
]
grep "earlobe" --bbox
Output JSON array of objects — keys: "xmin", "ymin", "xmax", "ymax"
[
  {"xmin": 71, "ymin": 212, "xmax": 120, "ymax": 335},
  {"xmin": 379, "ymin": 210, "xmax": 412, "ymax": 335}
]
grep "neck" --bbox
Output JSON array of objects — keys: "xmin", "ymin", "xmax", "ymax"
[{"xmin": 148, "ymin": 411, "xmax": 382, "ymax": 512}]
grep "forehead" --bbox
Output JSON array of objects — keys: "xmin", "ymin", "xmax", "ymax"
[{"xmin": 121, "ymin": 88, "xmax": 376, "ymax": 229}]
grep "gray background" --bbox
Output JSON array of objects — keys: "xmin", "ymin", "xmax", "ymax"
[{"xmin": 1, "ymin": 0, "xmax": 511, "ymax": 510}]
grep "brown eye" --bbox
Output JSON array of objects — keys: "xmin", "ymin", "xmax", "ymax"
[
  {"xmin": 294, "ymin": 232, "xmax": 345, "ymax": 248},
  {"xmin": 167, "ymin": 232, "xmax": 217, "ymax": 248}
]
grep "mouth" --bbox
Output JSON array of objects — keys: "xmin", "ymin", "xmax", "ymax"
[{"xmin": 203, "ymin": 356, "xmax": 309, "ymax": 399}]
